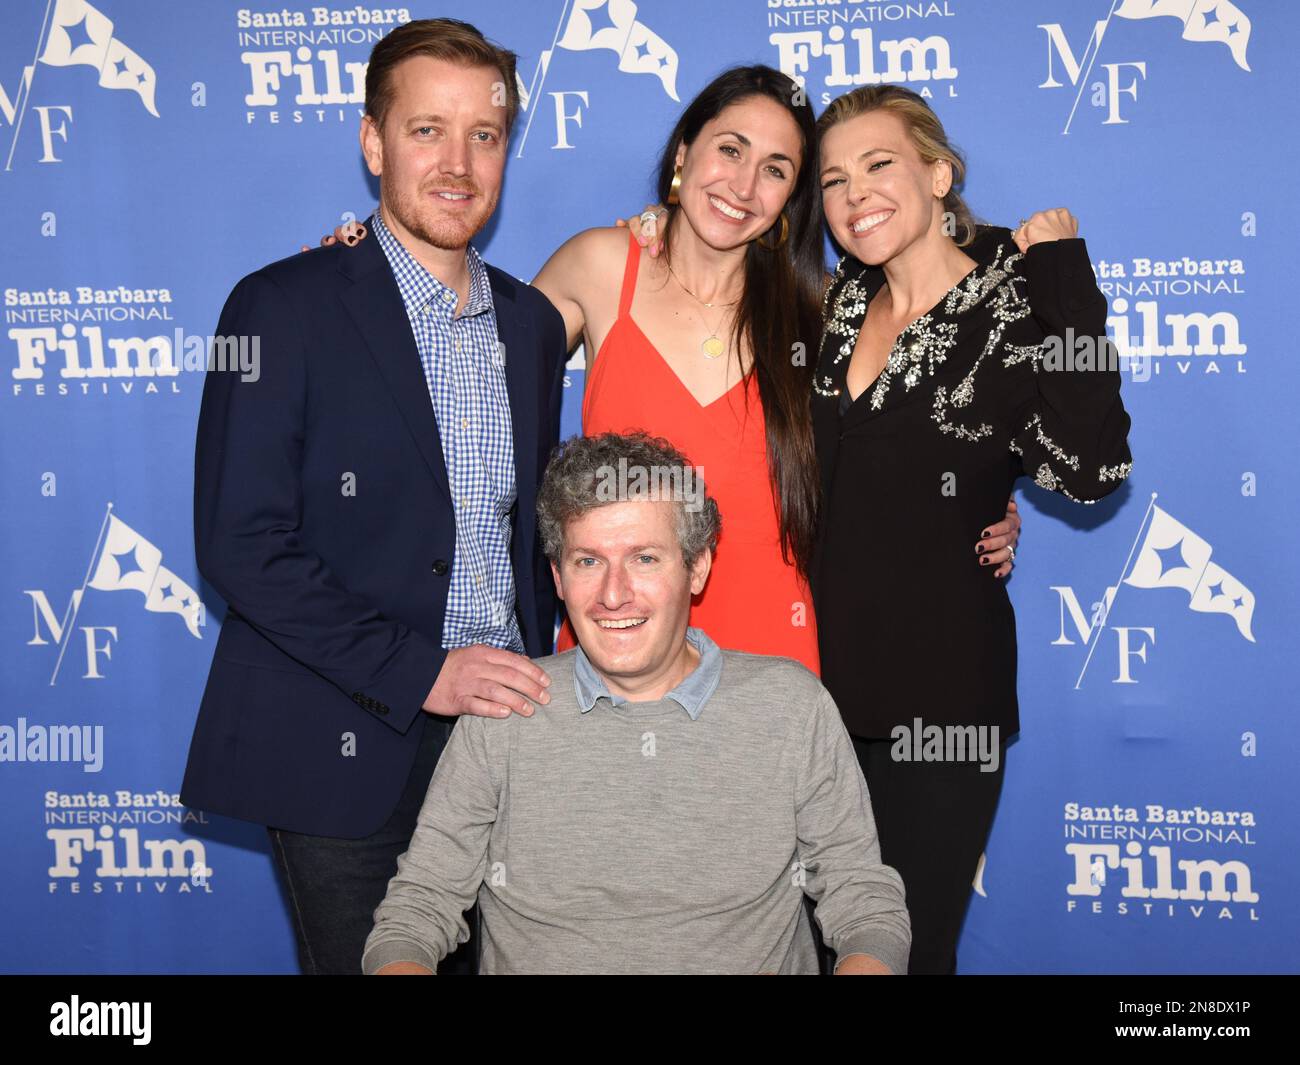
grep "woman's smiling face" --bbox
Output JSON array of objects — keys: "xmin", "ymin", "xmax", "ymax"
[
  {"xmin": 819, "ymin": 108, "xmax": 951, "ymax": 265},
  {"xmin": 673, "ymin": 93, "xmax": 803, "ymax": 250}
]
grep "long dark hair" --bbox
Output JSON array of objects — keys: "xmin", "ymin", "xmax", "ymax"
[{"xmin": 653, "ymin": 65, "xmax": 822, "ymax": 579}]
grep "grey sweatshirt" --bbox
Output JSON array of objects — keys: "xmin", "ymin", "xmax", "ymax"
[{"xmin": 362, "ymin": 645, "xmax": 911, "ymax": 975}]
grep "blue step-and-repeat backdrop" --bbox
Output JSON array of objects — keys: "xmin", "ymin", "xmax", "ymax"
[{"xmin": 2, "ymin": 0, "xmax": 1294, "ymax": 973}]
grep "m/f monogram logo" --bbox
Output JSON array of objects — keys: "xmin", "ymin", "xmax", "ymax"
[
  {"xmin": 24, "ymin": 504, "xmax": 203, "ymax": 684},
  {"xmin": 1052, "ymin": 493, "xmax": 1254, "ymax": 687},
  {"xmin": 1039, "ymin": 0, "xmax": 1252, "ymax": 133},
  {"xmin": 3, "ymin": 0, "xmax": 158, "ymax": 170},
  {"xmin": 514, "ymin": 0, "xmax": 680, "ymax": 157},
  {"xmin": 1050, "ymin": 582, "xmax": 1154, "ymax": 686}
]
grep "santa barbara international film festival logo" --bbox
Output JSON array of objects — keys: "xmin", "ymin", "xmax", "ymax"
[
  {"xmin": 1061, "ymin": 799, "xmax": 1258, "ymax": 922},
  {"xmin": 966, "ymin": 803, "xmax": 1257, "ymax": 924},
  {"xmin": 237, "ymin": 4, "xmax": 408, "ymax": 127},
  {"xmin": 25, "ymin": 503, "xmax": 205, "ymax": 685},
  {"xmin": 44, "ymin": 787, "xmax": 215, "ymax": 896},
  {"xmin": 1037, "ymin": 0, "xmax": 1251, "ymax": 132},
  {"xmin": 763, "ymin": 0, "xmax": 961, "ymax": 108},
  {"xmin": 237, "ymin": 0, "xmax": 679, "ymax": 156},
  {"xmin": 2, "ymin": 0, "xmax": 158, "ymax": 170},
  {"xmin": 1052, "ymin": 493, "xmax": 1254, "ymax": 688},
  {"xmin": 7, "ymin": 279, "xmax": 261, "ymax": 401}
]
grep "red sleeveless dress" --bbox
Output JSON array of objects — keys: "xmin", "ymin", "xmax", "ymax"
[{"xmin": 555, "ymin": 231, "xmax": 820, "ymax": 674}]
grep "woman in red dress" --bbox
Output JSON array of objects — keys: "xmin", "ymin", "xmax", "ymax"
[{"xmin": 534, "ymin": 66, "xmax": 834, "ymax": 671}]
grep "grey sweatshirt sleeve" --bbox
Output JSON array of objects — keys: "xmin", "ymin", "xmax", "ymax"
[
  {"xmin": 361, "ymin": 716, "xmax": 500, "ymax": 975},
  {"xmin": 795, "ymin": 685, "xmax": 912, "ymax": 975}
]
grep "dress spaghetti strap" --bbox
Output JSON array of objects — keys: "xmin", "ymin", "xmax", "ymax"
[{"xmin": 616, "ymin": 228, "xmax": 641, "ymax": 318}]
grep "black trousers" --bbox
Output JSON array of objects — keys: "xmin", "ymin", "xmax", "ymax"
[
  {"xmin": 852, "ymin": 735, "xmax": 1007, "ymax": 975},
  {"xmin": 266, "ymin": 713, "xmax": 477, "ymax": 975}
]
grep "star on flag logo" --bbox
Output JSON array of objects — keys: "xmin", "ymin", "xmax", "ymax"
[
  {"xmin": 37, "ymin": 0, "xmax": 159, "ymax": 116},
  {"xmin": 1115, "ymin": 0, "xmax": 1252, "ymax": 71},
  {"xmin": 87, "ymin": 513, "xmax": 203, "ymax": 637},
  {"xmin": 557, "ymin": 0, "xmax": 680, "ymax": 101},
  {"xmin": 1122, "ymin": 504, "xmax": 1255, "ymax": 641}
]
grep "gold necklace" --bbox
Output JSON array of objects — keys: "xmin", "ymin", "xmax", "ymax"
[{"xmin": 667, "ymin": 262, "xmax": 740, "ymax": 360}]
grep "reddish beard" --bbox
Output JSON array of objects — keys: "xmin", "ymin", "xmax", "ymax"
[{"xmin": 386, "ymin": 181, "xmax": 495, "ymax": 250}]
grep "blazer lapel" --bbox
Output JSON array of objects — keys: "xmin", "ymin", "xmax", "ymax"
[
  {"xmin": 337, "ymin": 236, "xmax": 451, "ymax": 504},
  {"xmin": 489, "ymin": 267, "xmax": 540, "ymax": 565}
]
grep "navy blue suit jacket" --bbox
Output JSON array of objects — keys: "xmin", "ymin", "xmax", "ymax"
[{"xmin": 180, "ymin": 234, "xmax": 567, "ymax": 838}]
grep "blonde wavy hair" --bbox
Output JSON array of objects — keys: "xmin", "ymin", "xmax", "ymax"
[{"xmin": 816, "ymin": 85, "xmax": 979, "ymax": 247}]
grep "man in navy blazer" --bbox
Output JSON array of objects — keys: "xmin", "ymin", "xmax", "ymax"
[{"xmin": 180, "ymin": 19, "xmax": 565, "ymax": 974}]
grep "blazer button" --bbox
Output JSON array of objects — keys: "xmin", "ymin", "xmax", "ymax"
[{"xmin": 432, "ymin": 559, "xmax": 449, "ymax": 576}]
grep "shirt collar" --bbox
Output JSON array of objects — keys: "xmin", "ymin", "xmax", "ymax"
[
  {"xmin": 369, "ymin": 208, "xmax": 494, "ymax": 321},
  {"xmin": 572, "ymin": 627, "xmax": 722, "ymax": 721}
]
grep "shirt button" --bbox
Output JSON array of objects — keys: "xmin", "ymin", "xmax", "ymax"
[
  {"xmin": 460, "ymin": 496, "xmax": 469, "ymax": 507},
  {"xmin": 442, "ymin": 291, "xmax": 455, "ymax": 302},
  {"xmin": 431, "ymin": 559, "xmax": 449, "ymax": 576},
  {"xmin": 461, "ymin": 417, "xmax": 470, "ymax": 429},
  {"xmin": 475, "ymin": 575, "xmax": 484, "ymax": 587},
  {"xmin": 455, "ymin": 338, "xmax": 462, "ymax": 352}
]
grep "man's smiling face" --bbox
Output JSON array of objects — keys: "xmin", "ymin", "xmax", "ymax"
[
  {"xmin": 361, "ymin": 55, "xmax": 507, "ymax": 251},
  {"xmin": 552, "ymin": 500, "xmax": 711, "ymax": 700}
]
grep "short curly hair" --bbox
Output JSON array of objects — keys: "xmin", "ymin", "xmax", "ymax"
[{"xmin": 536, "ymin": 432, "xmax": 721, "ymax": 568}]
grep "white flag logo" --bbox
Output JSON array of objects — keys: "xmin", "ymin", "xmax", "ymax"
[
  {"xmin": 88, "ymin": 513, "xmax": 202, "ymax": 637},
  {"xmin": 1122, "ymin": 504, "xmax": 1255, "ymax": 641},
  {"xmin": 558, "ymin": 0, "xmax": 680, "ymax": 101},
  {"xmin": 38, "ymin": 0, "xmax": 160, "ymax": 116},
  {"xmin": 1115, "ymin": 0, "xmax": 1251, "ymax": 71}
]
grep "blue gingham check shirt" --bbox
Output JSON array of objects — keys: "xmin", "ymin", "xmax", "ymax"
[{"xmin": 371, "ymin": 209, "xmax": 525, "ymax": 654}]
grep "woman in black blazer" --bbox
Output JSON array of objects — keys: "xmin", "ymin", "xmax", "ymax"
[{"xmin": 811, "ymin": 86, "xmax": 1133, "ymax": 973}]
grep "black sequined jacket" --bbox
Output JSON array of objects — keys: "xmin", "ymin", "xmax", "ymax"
[{"xmin": 810, "ymin": 225, "xmax": 1133, "ymax": 738}]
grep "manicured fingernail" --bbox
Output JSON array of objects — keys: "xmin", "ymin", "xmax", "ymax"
[
  {"xmin": 981, "ymin": 530, "xmax": 990, "ymax": 538},
  {"xmin": 976, "ymin": 545, "xmax": 985, "ymax": 554},
  {"xmin": 980, "ymin": 556, "xmax": 989, "ymax": 565}
]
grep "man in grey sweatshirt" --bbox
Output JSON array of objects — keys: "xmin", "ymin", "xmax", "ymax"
[{"xmin": 362, "ymin": 432, "xmax": 911, "ymax": 975}]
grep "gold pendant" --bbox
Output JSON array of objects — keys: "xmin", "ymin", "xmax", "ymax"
[{"xmin": 701, "ymin": 335, "xmax": 724, "ymax": 359}]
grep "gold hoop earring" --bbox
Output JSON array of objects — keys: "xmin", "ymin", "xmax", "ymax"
[
  {"xmin": 758, "ymin": 211, "xmax": 789, "ymax": 251},
  {"xmin": 667, "ymin": 166, "xmax": 683, "ymax": 205}
]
